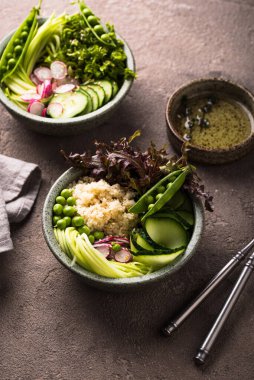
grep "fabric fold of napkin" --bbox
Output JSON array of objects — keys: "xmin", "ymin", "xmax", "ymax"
[{"xmin": 0, "ymin": 154, "xmax": 41, "ymax": 253}]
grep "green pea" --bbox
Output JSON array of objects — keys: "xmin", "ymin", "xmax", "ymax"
[
  {"xmin": 83, "ymin": 8, "xmax": 93, "ymax": 17},
  {"xmin": 146, "ymin": 195, "xmax": 154, "ymax": 205},
  {"xmin": 57, "ymin": 219, "xmax": 66, "ymax": 230},
  {"xmin": 167, "ymin": 182, "xmax": 173, "ymax": 189},
  {"xmin": 21, "ymin": 31, "xmax": 28, "ymax": 40},
  {"xmin": 87, "ymin": 15, "xmax": 98, "ymax": 25},
  {"xmin": 94, "ymin": 25, "xmax": 104, "ymax": 35},
  {"xmin": 88, "ymin": 235, "xmax": 95, "ymax": 244},
  {"xmin": 14, "ymin": 38, "xmax": 21, "ymax": 46},
  {"xmin": 148, "ymin": 203, "xmax": 155, "ymax": 210},
  {"xmin": 63, "ymin": 205, "xmax": 76, "ymax": 217},
  {"xmin": 112, "ymin": 243, "xmax": 121, "ymax": 252},
  {"xmin": 94, "ymin": 231, "xmax": 104, "ymax": 240},
  {"xmin": 0, "ymin": 66, "xmax": 7, "ymax": 74},
  {"xmin": 157, "ymin": 186, "xmax": 166, "ymax": 193},
  {"xmin": 14, "ymin": 45, "xmax": 22, "ymax": 56},
  {"xmin": 22, "ymin": 25, "xmax": 29, "ymax": 32},
  {"xmin": 63, "ymin": 216, "xmax": 71, "ymax": 227},
  {"xmin": 55, "ymin": 196, "xmax": 66, "ymax": 205},
  {"xmin": 6, "ymin": 53, "xmax": 13, "ymax": 60},
  {"xmin": 61, "ymin": 188, "xmax": 72, "ymax": 199},
  {"xmin": 101, "ymin": 33, "xmax": 110, "ymax": 42},
  {"xmin": 7, "ymin": 58, "xmax": 16, "ymax": 69},
  {"xmin": 78, "ymin": 225, "xmax": 90, "ymax": 235},
  {"xmin": 72, "ymin": 216, "xmax": 84, "ymax": 227},
  {"xmin": 169, "ymin": 176, "xmax": 176, "ymax": 182},
  {"xmin": 67, "ymin": 196, "xmax": 76, "ymax": 206},
  {"xmin": 53, "ymin": 203, "xmax": 63, "ymax": 216},
  {"xmin": 26, "ymin": 18, "xmax": 33, "ymax": 27},
  {"xmin": 156, "ymin": 193, "xmax": 163, "ymax": 201},
  {"xmin": 53, "ymin": 216, "xmax": 61, "ymax": 225}
]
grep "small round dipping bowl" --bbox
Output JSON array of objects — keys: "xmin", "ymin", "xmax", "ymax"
[
  {"xmin": 42, "ymin": 167, "xmax": 204, "ymax": 291},
  {"xmin": 166, "ymin": 78, "xmax": 254, "ymax": 164}
]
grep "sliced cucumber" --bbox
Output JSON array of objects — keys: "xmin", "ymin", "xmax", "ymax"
[
  {"xmin": 48, "ymin": 92, "xmax": 88, "ymax": 118},
  {"xmin": 145, "ymin": 217, "xmax": 188, "ymax": 250},
  {"xmin": 94, "ymin": 80, "xmax": 112, "ymax": 102},
  {"xmin": 112, "ymin": 81, "xmax": 119, "ymax": 97},
  {"xmin": 178, "ymin": 193, "xmax": 193, "ymax": 212},
  {"xmin": 81, "ymin": 86, "xmax": 99, "ymax": 111},
  {"xmin": 136, "ymin": 233, "xmax": 154, "ymax": 252},
  {"xmin": 175, "ymin": 211, "xmax": 194, "ymax": 227},
  {"xmin": 134, "ymin": 249, "xmax": 184, "ymax": 270},
  {"xmin": 87, "ymin": 84, "xmax": 105, "ymax": 107},
  {"xmin": 130, "ymin": 235, "xmax": 139, "ymax": 253},
  {"xmin": 78, "ymin": 89, "xmax": 93, "ymax": 114}
]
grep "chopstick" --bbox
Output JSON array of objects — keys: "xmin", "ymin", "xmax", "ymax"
[
  {"xmin": 162, "ymin": 239, "xmax": 254, "ymax": 337},
  {"xmin": 195, "ymin": 250, "xmax": 254, "ymax": 365}
]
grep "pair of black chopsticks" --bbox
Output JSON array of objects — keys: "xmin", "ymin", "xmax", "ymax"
[{"xmin": 161, "ymin": 239, "xmax": 254, "ymax": 365}]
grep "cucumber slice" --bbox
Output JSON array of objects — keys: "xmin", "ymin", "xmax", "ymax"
[
  {"xmin": 87, "ymin": 84, "xmax": 105, "ymax": 107},
  {"xmin": 178, "ymin": 193, "xmax": 193, "ymax": 212},
  {"xmin": 130, "ymin": 235, "xmax": 139, "ymax": 253},
  {"xmin": 136, "ymin": 233, "xmax": 154, "ymax": 251},
  {"xmin": 145, "ymin": 217, "xmax": 188, "ymax": 250},
  {"xmin": 94, "ymin": 80, "xmax": 112, "ymax": 102},
  {"xmin": 78, "ymin": 89, "xmax": 93, "ymax": 114},
  {"xmin": 134, "ymin": 250, "xmax": 184, "ymax": 269},
  {"xmin": 175, "ymin": 211, "xmax": 194, "ymax": 227},
  {"xmin": 48, "ymin": 93, "xmax": 88, "ymax": 118},
  {"xmin": 81, "ymin": 86, "xmax": 99, "ymax": 111},
  {"xmin": 112, "ymin": 81, "xmax": 119, "ymax": 97}
]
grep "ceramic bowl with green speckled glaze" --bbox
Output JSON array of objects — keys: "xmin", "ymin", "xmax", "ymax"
[
  {"xmin": 0, "ymin": 19, "xmax": 135, "ymax": 136},
  {"xmin": 166, "ymin": 78, "xmax": 254, "ymax": 164},
  {"xmin": 42, "ymin": 168, "xmax": 205, "ymax": 291}
]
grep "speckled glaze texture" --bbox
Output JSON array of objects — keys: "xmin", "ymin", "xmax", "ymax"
[
  {"xmin": 166, "ymin": 78, "xmax": 254, "ymax": 164},
  {"xmin": 0, "ymin": 21, "xmax": 135, "ymax": 136},
  {"xmin": 42, "ymin": 167, "xmax": 204, "ymax": 291}
]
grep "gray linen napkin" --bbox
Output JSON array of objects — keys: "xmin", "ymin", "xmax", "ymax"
[{"xmin": 0, "ymin": 154, "xmax": 41, "ymax": 253}]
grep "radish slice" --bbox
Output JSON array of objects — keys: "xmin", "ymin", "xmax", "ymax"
[
  {"xmin": 114, "ymin": 249, "xmax": 133, "ymax": 263},
  {"xmin": 54, "ymin": 83, "xmax": 75, "ymax": 94},
  {"xmin": 34, "ymin": 66, "xmax": 52, "ymax": 82},
  {"xmin": 93, "ymin": 243, "xmax": 111, "ymax": 258},
  {"xmin": 37, "ymin": 84, "xmax": 43, "ymax": 96},
  {"xmin": 54, "ymin": 76, "xmax": 80, "ymax": 87},
  {"xmin": 41, "ymin": 108, "xmax": 47, "ymax": 117},
  {"xmin": 30, "ymin": 73, "xmax": 41, "ymax": 86},
  {"xmin": 21, "ymin": 91, "xmax": 41, "ymax": 102},
  {"xmin": 47, "ymin": 102, "xmax": 63, "ymax": 118},
  {"xmin": 41, "ymin": 79, "xmax": 53, "ymax": 98},
  {"xmin": 50, "ymin": 61, "xmax": 67, "ymax": 80},
  {"xmin": 28, "ymin": 101, "xmax": 45, "ymax": 116}
]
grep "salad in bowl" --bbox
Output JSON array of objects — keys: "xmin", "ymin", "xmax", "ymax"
[{"xmin": 43, "ymin": 132, "xmax": 212, "ymax": 288}]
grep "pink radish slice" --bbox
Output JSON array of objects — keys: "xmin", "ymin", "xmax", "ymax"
[
  {"xmin": 47, "ymin": 102, "xmax": 63, "ymax": 118},
  {"xmin": 114, "ymin": 248, "xmax": 133, "ymax": 263},
  {"xmin": 30, "ymin": 73, "xmax": 41, "ymax": 86},
  {"xmin": 93, "ymin": 243, "xmax": 111, "ymax": 258},
  {"xmin": 55, "ymin": 76, "xmax": 80, "ymax": 87},
  {"xmin": 34, "ymin": 67, "xmax": 52, "ymax": 82},
  {"xmin": 37, "ymin": 84, "xmax": 43, "ymax": 96},
  {"xmin": 28, "ymin": 101, "xmax": 45, "ymax": 116},
  {"xmin": 21, "ymin": 91, "xmax": 41, "ymax": 102},
  {"xmin": 50, "ymin": 61, "xmax": 67, "ymax": 80},
  {"xmin": 54, "ymin": 83, "xmax": 75, "ymax": 94},
  {"xmin": 41, "ymin": 108, "xmax": 47, "ymax": 117},
  {"xmin": 41, "ymin": 79, "xmax": 53, "ymax": 98}
]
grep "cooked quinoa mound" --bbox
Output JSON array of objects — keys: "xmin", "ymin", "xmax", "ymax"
[{"xmin": 71, "ymin": 177, "xmax": 138, "ymax": 236}]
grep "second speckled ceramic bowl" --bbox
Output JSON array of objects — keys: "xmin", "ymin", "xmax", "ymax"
[
  {"xmin": 166, "ymin": 78, "xmax": 254, "ymax": 164},
  {"xmin": 42, "ymin": 167, "xmax": 204, "ymax": 291}
]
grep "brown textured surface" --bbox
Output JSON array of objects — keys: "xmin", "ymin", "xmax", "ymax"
[{"xmin": 1, "ymin": 1, "xmax": 254, "ymax": 379}]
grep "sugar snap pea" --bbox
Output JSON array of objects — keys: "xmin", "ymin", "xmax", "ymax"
[
  {"xmin": 0, "ymin": 3, "xmax": 40, "ymax": 82},
  {"xmin": 129, "ymin": 170, "xmax": 183, "ymax": 214},
  {"xmin": 141, "ymin": 168, "xmax": 190, "ymax": 222},
  {"xmin": 79, "ymin": 1, "xmax": 115, "ymax": 47}
]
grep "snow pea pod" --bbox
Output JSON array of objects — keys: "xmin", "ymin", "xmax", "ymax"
[
  {"xmin": 0, "ymin": 4, "xmax": 40, "ymax": 82},
  {"xmin": 79, "ymin": 1, "xmax": 116, "ymax": 47},
  {"xmin": 141, "ymin": 168, "xmax": 191, "ymax": 221},
  {"xmin": 129, "ymin": 170, "xmax": 183, "ymax": 214}
]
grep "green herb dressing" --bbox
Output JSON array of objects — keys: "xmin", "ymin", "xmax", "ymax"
[{"xmin": 175, "ymin": 97, "xmax": 252, "ymax": 149}]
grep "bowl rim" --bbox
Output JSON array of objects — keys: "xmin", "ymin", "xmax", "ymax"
[
  {"xmin": 0, "ymin": 18, "xmax": 135, "ymax": 124},
  {"xmin": 166, "ymin": 77, "xmax": 254, "ymax": 153},
  {"xmin": 42, "ymin": 167, "xmax": 204, "ymax": 288}
]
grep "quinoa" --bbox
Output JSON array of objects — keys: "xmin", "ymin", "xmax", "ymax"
[{"xmin": 70, "ymin": 177, "xmax": 138, "ymax": 236}]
